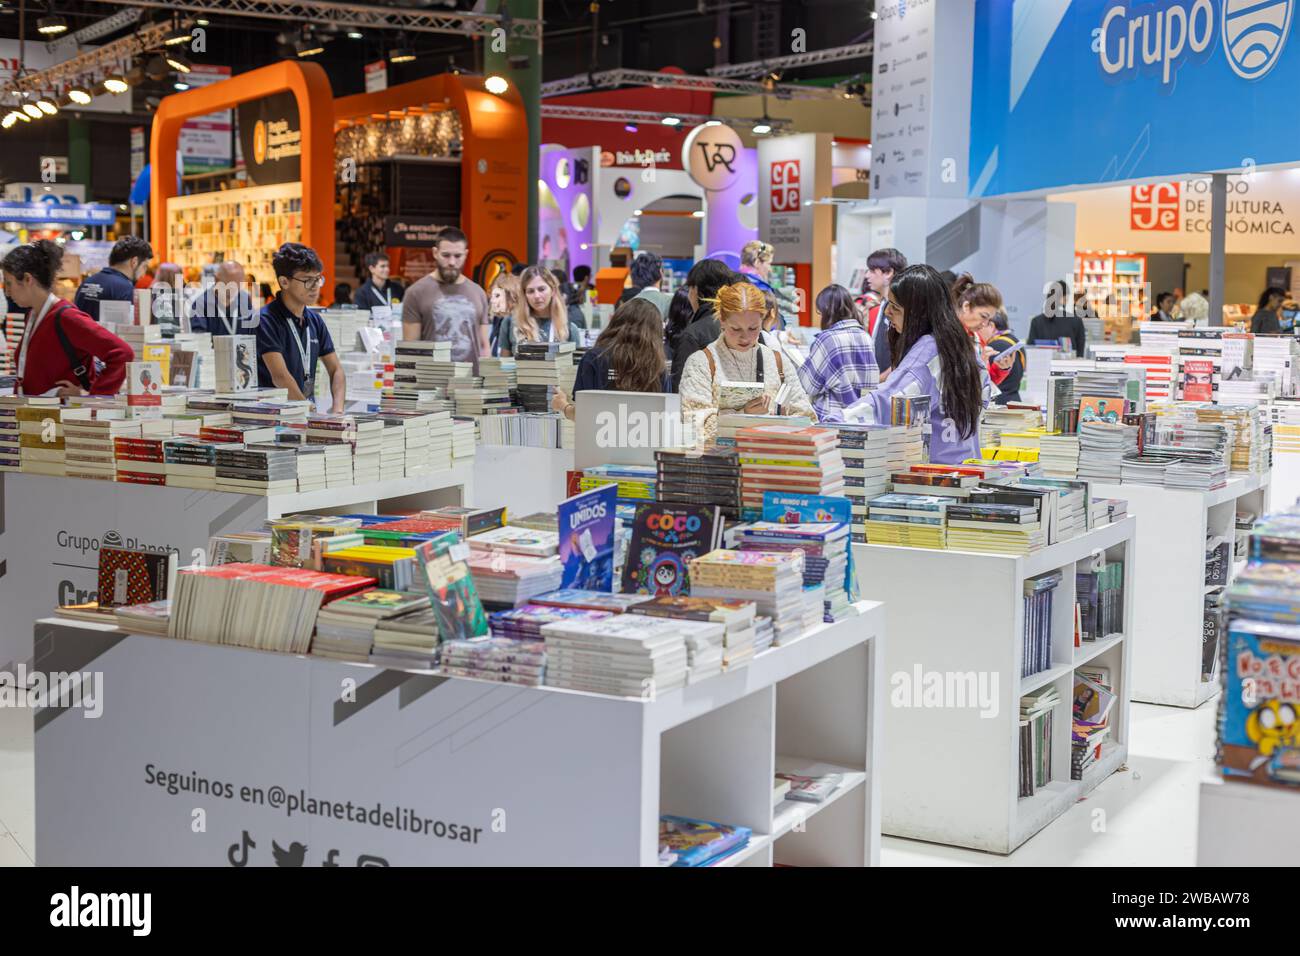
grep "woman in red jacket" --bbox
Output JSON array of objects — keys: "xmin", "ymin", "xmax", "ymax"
[{"xmin": 2, "ymin": 240, "xmax": 131, "ymax": 397}]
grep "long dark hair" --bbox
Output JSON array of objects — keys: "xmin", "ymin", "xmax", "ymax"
[
  {"xmin": 889, "ymin": 264, "xmax": 983, "ymax": 440},
  {"xmin": 816, "ymin": 283, "xmax": 861, "ymax": 330},
  {"xmin": 2, "ymin": 239, "xmax": 62, "ymax": 289},
  {"xmin": 1258, "ymin": 286, "xmax": 1286, "ymax": 310},
  {"xmin": 666, "ymin": 257, "xmax": 731, "ymax": 354},
  {"xmin": 595, "ymin": 298, "xmax": 667, "ymax": 393}
]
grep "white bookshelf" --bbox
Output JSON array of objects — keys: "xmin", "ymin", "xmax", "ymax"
[
  {"xmin": 166, "ymin": 181, "xmax": 303, "ymax": 277},
  {"xmin": 0, "ymin": 469, "xmax": 471, "ymax": 669},
  {"xmin": 34, "ymin": 604, "xmax": 884, "ymax": 866},
  {"xmin": 1087, "ymin": 474, "xmax": 1270, "ymax": 708},
  {"xmin": 853, "ymin": 518, "xmax": 1136, "ymax": 854},
  {"xmin": 1197, "ymin": 777, "xmax": 1300, "ymax": 865}
]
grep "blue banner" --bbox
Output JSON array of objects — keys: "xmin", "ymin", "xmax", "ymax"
[
  {"xmin": 0, "ymin": 202, "xmax": 117, "ymax": 225},
  {"xmin": 970, "ymin": 0, "xmax": 1300, "ymax": 197}
]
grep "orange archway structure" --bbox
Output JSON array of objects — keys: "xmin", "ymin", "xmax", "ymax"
[
  {"xmin": 150, "ymin": 60, "xmax": 336, "ymax": 293},
  {"xmin": 333, "ymin": 73, "xmax": 528, "ymax": 285}
]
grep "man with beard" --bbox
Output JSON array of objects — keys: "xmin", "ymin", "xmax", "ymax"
[{"xmin": 402, "ymin": 227, "xmax": 490, "ymax": 373}]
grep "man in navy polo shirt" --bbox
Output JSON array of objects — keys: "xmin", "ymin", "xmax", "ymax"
[
  {"xmin": 254, "ymin": 242, "xmax": 347, "ymax": 413},
  {"xmin": 74, "ymin": 235, "xmax": 152, "ymax": 322}
]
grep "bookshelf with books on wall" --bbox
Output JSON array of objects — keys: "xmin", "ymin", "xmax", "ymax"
[
  {"xmin": 1074, "ymin": 250, "xmax": 1147, "ymax": 343},
  {"xmin": 855, "ymin": 517, "xmax": 1135, "ymax": 853},
  {"xmin": 166, "ymin": 182, "xmax": 304, "ymax": 279}
]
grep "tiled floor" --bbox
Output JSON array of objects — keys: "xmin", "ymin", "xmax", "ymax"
[{"xmin": 0, "ymin": 698, "xmax": 1216, "ymax": 867}]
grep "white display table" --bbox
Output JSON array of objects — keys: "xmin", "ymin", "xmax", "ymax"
[
  {"xmin": 1197, "ymin": 777, "xmax": 1300, "ymax": 865},
  {"xmin": 472, "ymin": 445, "xmax": 574, "ymax": 519},
  {"xmin": 853, "ymin": 518, "xmax": 1136, "ymax": 854},
  {"xmin": 1270, "ymin": 451, "xmax": 1300, "ymax": 511},
  {"xmin": 34, "ymin": 603, "xmax": 884, "ymax": 866},
  {"xmin": 1087, "ymin": 473, "xmax": 1269, "ymax": 708},
  {"xmin": 0, "ymin": 468, "xmax": 472, "ymax": 669}
]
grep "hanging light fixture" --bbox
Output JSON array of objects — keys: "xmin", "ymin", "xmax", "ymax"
[
  {"xmin": 389, "ymin": 48, "xmax": 416, "ymax": 64},
  {"xmin": 163, "ymin": 22, "xmax": 192, "ymax": 46},
  {"xmin": 144, "ymin": 55, "xmax": 169, "ymax": 82},
  {"xmin": 1, "ymin": 112, "xmax": 19, "ymax": 129},
  {"xmin": 295, "ymin": 28, "xmax": 325, "ymax": 58},
  {"xmin": 103, "ymin": 72, "xmax": 129, "ymax": 95},
  {"xmin": 36, "ymin": 95, "xmax": 57, "ymax": 114},
  {"xmin": 484, "ymin": 74, "xmax": 509, "ymax": 95},
  {"xmin": 165, "ymin": 51, "xmax": 193, "ymax": 74},
  {"xmin": 22, "ymin": 102, "xmax": 43, "ymax": 119},
  {"xmin": 37, "ymin": 9, "xmax": 67, "ymax": 35},
  {"xmin": 67, "ymin": 84, "xmax": 93, "ymax": 105}
]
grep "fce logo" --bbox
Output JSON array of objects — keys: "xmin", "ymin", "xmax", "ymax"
[
  {"xmin": 1130, "ymin": 183, "xmax": 1181, "ymax": 231},
  {"xmin": 770, "ymin": 159, "xmax": 800, "ymax": 213},
  {"xmin": 1097, "ymin": 0, "xmax": 1293, "ymax": 85}
]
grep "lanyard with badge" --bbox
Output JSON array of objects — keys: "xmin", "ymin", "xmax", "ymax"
[{"xmin": 286, "ymin": 314, "xmax": 315, "ymax": 395}]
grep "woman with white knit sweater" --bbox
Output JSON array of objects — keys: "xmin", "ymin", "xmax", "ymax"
[{"xmin": 679, "ymin": 281, "xmax": 814, "ymax": 445}]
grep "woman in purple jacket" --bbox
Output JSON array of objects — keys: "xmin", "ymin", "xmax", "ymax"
[{"xmin": 843, "ymin": 264, "xmax": 990, "ymax": 464}]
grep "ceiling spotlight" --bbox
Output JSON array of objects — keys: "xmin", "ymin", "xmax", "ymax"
[
  {"xmin": 195, "ymin": 17, "xmax": 210, "ymax": 26},
  {"xmin": 633, "ymin": 209, "xmax": 643, "ymax": 216},
  {"xmin": 704, "ymin": 119, "xmax": 722, "ymax": 127},
  {"xmin": 103, "ymin": 73, "xmax": 129, "ymax": 94},
  {"xmin": 165, "ymin": 52, "xmax": 193, "ymax": 74},
  {"xmin": 13, "ymin": 107, "xmax": 31, "ymax": 122},
  {"xmin": 347, "ymin": 29, "xmax": 363, "ymax": 39},
  {"xmin": 691, "ymin": 210, "xmax": 705, "ymax": 218},
  {"xmin": 389, "ymin": 48, "xmax": 416, "ymax": 64},
  {"xmin": 37, "ymin": 13, "xmax": 67, "ymax": 35},
  {"xmin": 145, "ymin": 55, "xmax": 169, "ymax": 81},
  {"xmin": 485, "ymin": 74, "xmax": 509, "ymax": 95},
  {"xmin": 296, "ymin": 36, "xmax": 325, "ymax": 57},
  {"xmin": 174, "ymin": 81, "xmax": 190, "ymax": 91},
  {"xmin": 752, "ymin": 121, "xmax": 772, "ymax": 134},
  {"xmin": 22, "ymin": 103, "xmax": 43, "ymax": 119},
  {"xmin": 624, "ymin": 122, "xmax": 638, "ymax": 133},
  {"xmin": 124, "ymin": 64, "xmax": 145, "ymax": 86},
  {"xmin": 870, "ymin": 9, "xmax": 878, "ymax": 19},
  {"xmin": 163, "ymin": 26, "xmax": 191, "ymax": 46},
  {"xmin": 661, "ymin": 116, "xmax": 681, "ymax": 126},
  {"xmin": 1, "ymin": 112, "xmax": 18, "ymax": 129},
  {"xmin": 36, "ymin": 96, "xmax": 57, "ymax": 114}
]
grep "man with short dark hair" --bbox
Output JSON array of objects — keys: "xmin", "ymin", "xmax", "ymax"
[
  {"xmin": 864, "ymin": 247, "xmax": 906, "ymax": 372},
  {"xmin": 355, "ymin": 252, "xmax": 405, "ymax": 309},
  {"xmin": 254, "ymin": 242, "xmax": 346, "ymax": 412},
  {"xmin": 619, "ymin": 251, "xmax": 663, "ymax": 305},
  {"xmin": 74, "ymin": 235, "xmax": 152, "ymax": 322},
  {"xmin": 1027, "ymin": 279, "xmax": 1087, "ymax": 357},
  {"xmin": 401, "ymin": 227, "xmax": 490, "ymax": 373},
  {"xmin": 1150, "ymin": 291, "xmax": 1176, "ymax": 322}
]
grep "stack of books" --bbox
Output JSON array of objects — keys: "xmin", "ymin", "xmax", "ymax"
[
  {"xmin": 109, "ymin": 321, "xmax": 164, "ymax": 362},
  {"xmin": 1038, "ymin": 433, "xmax": 1080, "ymax": 478},
  {"xmin": 18, "ymin": 402, "xmax": 65, "ymax": 476},
  {"xmin": 627, "ymin": 595, "xmax": 751, "ymax": 676},
  {"xmin": 831, "ymin": 424, "xmax": 891, "ymax": 539},
  {"xmin": 161, "ymin": 437, "xmax": 230, "ymax": 489},
  {"xmin": 114, "ymin": 431, "xmax": 170, "ymax": 485},
  {"xmin": 449, "ymin": 376, "xmax": 512, "ymax": 416},
  {"xmin": 369, "ymin": 607, "xmax": 443, "ymax": 668},
  {"xmin": 1072, "ymin": 666, "xmax": 1115, "ymax": 779},
  {"xmin": 714, "ymin": 411, "xmax": 813, "ymax": 447},
  {"xmin": 391, "ymin": 340, "xmax": 450, "ymax": 394},
  {"xmin": 63, "ymin": 410, "xmax": 139, "ymax": 481},
  {"xmin": 1019, "ymin": 686, "xmax": 1060, "ymax": 797},
  {"xmin": 979, "ymin": 405, "xmax": 1042, "ymax": 450},
  {"xmin": 169, "ymin": 563, "xmax": 374, "ymax": 652},
  {"xmin": 515, "ymin": 341, "xmax": 577, "ymax": 412},
  {"xmin": 378, "ymin": 418, "xmax": 406, "ymax": 481},
  {"xmin": 736, "ymin": 424, "xmax": 844, "ymax": 515},
  {"xmin": 1119, "ymin": 451, "xmax": 1177, "ymax": 486},
  {"xmin": 451, "ymin": 418, "xmax": 476, "ymax": 462},
  {"xmin": 1076, "ymin": 421, "xmax": 1138, "ymax": 482},
  {"xmin": 427, "ymin": 358, "xmax": 474, "ymax": 395},
  {"xmin": 441, "ymin": 636, "xmax": 546, "ymax": 685},
  {"xmin": 864, "ymin": 493, "xmax": 948, "ymax": 548},
  {"xmin": 654, "ymin": 447, "xmax": 742, "ymax": 519},
  {"xmin": 1021, "ymin": 571, "xmax": 1061, "ymax": 677},
  {"xmin": 659, "ymin": 816, "xmax": 752, "ymax": 867},
  {"xmin": 350, "ymin": 416, "xmax": 386, "ymax": 484},
  {"xmin": 579, "ymin": 464, "xmax": 657, "ymax": 508},
  {"xmin": 322, "ymin": 545, "xmax": 418, "ymax": 590},
  {"xmin": 733, "ymin": 521, "xmax": 850, "ymax": 622},
  {"xmin": 489, "ymin": 603, "xmax": 613, "ymax": 641},
  {"xmin": 478, "ymin": 356, "xmax": 517, "ymax": 397},
  {"xmin": 946, "ymin": 499, "xmax": 1046, "ymax": 555},
  {"xmin": 212, "ymin": 335, "xmax": 257, "ymax": 392},
  {"xmin": 477, "ymin": 412, "xmax": 571, "ymax": 449},
  {"xmin": 468, "ymin": 551, "xmax": 565, "ymax": 606},
  {"xmin": 290, "ymin": 444, "xmax": 328, "ymax": 491},
  {"xmin": 1076, "ymin": 560, "xmax": 1124, "ymax": 642},
  {"xmin": 1089, "ymin": 497, "xmax": 1128, "ymax": 527},
  {"xmin": 1017, "ymin": 477, "xmax": 1088, "ymax": 539},
  {"xmin": 541, "ymin": 614, "xmax": 689, "ymax": 696},
  {"xmin": 688, "ymin": 549, "xmax": 806, "ymax": 646},
  {"xmin": 1252, "ymin": 336, "xmax": 1300, "ymax": 396},
  {"xmin": 468, "ymin": 525, "xmax": 559, "ymax": 557},
  {"xmin": 231, "ymin": 400, "xmax": 312, "ymax": 429},
  {"xmin": 1, "ymin": 313, "xmax": 25, "ymax": 376},
  {"xmin": 0, "ymin": 396, "xmax": 21, "ymax": 471},
  {"xmin": 312, "ymin": 589, "xmax": 431, "ymax": 662},
  {"xmin": 528, "ymin": 589, "xmax": 652, "ymax": 614},
  {"xmin": 1196, "ymin": 405, "xmax": 1268, "ymax": 475},
  {"xmin": 214, "ymin": 444, "xmax": 297, "ymax": 496},
  {"xmin": 268, "ymin": 516, "xmax": 364, "ymax": 568}
]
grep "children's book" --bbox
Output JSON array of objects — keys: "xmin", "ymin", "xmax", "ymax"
[
  {"xmin": 1218, "ymin": 619, "xmax": 1300, "ymax": 789},
  {"xmin": 620, "ymin": 502, "xmax": 722, "ymax": 597},
  {"xmin": 414, "ymin": 532, "xmax": 489, "ymax": 643},
  {"xmin": 556, "ymin": 483, "xmax": 616, "ymax": 591}
]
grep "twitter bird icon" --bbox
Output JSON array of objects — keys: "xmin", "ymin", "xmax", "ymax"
[{"xmin": 272, "ymin": 840, "xmax": 307, "ymax": 867}]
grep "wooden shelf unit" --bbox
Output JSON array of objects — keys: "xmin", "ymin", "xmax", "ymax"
[{"xmin": 166, "ymin": 182, "xmax": 304, "ymax": 278}]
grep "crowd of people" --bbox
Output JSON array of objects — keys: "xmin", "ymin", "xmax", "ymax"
[{"xmin": 9, "ymin": 227, "xmax": 1298, "ymax": 468}]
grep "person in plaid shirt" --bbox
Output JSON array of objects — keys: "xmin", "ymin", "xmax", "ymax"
[{"xmin": 797, "ymin": 284, "xmax": 879, "ymax": 422}]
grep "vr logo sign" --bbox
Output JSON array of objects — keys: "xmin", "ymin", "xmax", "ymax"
[{"xmin": 1096, "ymin": 0, "xmax": 1293, "ymax": 86}]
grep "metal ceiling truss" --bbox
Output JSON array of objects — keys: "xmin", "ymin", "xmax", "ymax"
[
  {"xmin": 45, "ymin": 6, "xmax": 144, "ymax": 58},
  {"xmin": 540, "ymin": 103, "xmax": 791, "ymax": 129},
  {"xmin": 705, "ymin": 42, "xmax": 871, "ymax": 77},
  {"xmin": 12, "ymin": 21, "xmax": 172, "ymax": 92},
  {"xmin": 63, "ymin": 0, "xmax": 540, "ymax": 39},
  {"xmin": 541, "ymin": 68, "xmax": 847, "ymax": 100}
]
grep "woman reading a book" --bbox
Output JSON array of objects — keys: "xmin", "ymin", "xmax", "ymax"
[
  {"xmin": 2, "ymin": 240, "xmax": 131, "ymax": 397},
  {"xmin": 843, "ymin": 265, "xmax": 990, "ymax": 464},
  {"xmin": 678, "ymin": 281, "xmax": 814, "ymax": 444},
  {"xmin": 499, "ymin": 266, "xmax": 574, "ymax": 356},
  {"xmin": 550, "ymin": 298, "xmax": 671, "ymax": 420}
]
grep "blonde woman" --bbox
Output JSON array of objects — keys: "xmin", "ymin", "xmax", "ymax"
[
  {"xmin": 679, "ymin": 281, "xmax": 814, "ymax": 444},
  {"xmin": 499, "ymin": 265, "xmax": 571, "ymax": 356},
  {"xmin": 487, "ymin": 272, "xmax": 521, "ymax": 357}
]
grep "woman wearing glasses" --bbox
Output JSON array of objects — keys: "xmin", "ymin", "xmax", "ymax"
[{"xmin": 254, "ymin": 243, "xmax": 348, "ymax": 413}]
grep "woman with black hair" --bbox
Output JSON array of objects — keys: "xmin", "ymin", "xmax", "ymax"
[
  {"xmin": 2, "ymin": 240, "xmax": 131, "ymax": 396},
  {"xmin": 844, "ymin": 264, "xmax": 990, "ymax": 464},
  {"xmin": 668, "ymin": 257, "xmax": 735, "ymax": 391},
  {"xmin": 1252, "ymin": 287, "xmax": 1286, "ymax": 334},
  {"xmin": 664, "ymin": 286, "xmax": 693, "ymax": 363}
]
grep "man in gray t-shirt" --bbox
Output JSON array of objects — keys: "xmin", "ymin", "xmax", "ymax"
[{"xmin": 401, "ymin": 228, "xmax": 490, "ymax": 373}]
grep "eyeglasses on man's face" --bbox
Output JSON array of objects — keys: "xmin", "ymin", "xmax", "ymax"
[{"xmin": 292, "ymin": 273, "xmax": 324, "ymax": 290}]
